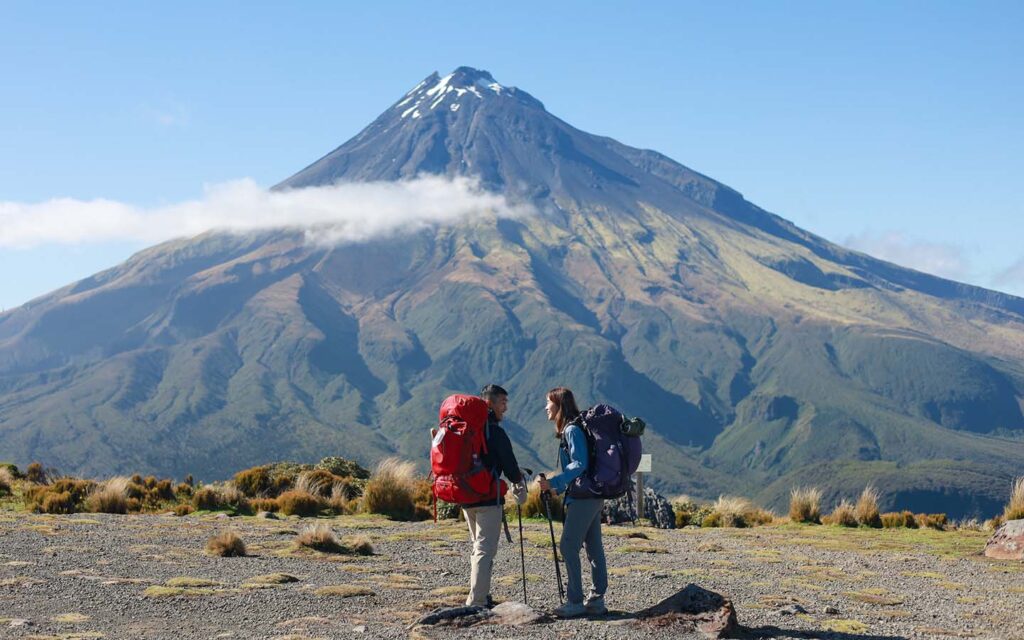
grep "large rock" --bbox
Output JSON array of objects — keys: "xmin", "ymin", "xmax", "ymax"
[
  {"xmin": 604, "ymin": 484, "xmax": 676, "ymax": 529},
  {"xmin": 410, "ymin": 602, "xmax": 550, "ymax": 633},
  {"xmin": 636, "ymin": 584, "xmax": 738, "ymax": 638},
  {"xmin": 984, "ymin": 519, "xmax": 1024, "ymax": 560}
]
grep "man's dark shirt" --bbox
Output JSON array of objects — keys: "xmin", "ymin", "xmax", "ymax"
[{"xmin": 463, "ymin": 409, "xmax": 523, "ymax": 508}]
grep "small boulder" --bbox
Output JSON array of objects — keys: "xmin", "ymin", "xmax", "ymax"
[
  {"xmin": 636, "ymin": 584, "xmax": 738, "ymax": 638},
  {"xmin": 488, "ymin": 601, "xmax": 551, "ymax": 626},
  {"xmin": 984, "ymin": 519, "xmax": 1024, "ymax": 560}
]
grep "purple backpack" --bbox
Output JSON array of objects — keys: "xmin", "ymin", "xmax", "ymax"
[{"xmin": 564, "ymin": 404, "xmax": 643, "ymax": 500}]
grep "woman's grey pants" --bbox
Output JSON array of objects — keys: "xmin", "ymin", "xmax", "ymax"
[{"xmin": 559, "ymin": 498, "xmax": 607, "ymax": 604}]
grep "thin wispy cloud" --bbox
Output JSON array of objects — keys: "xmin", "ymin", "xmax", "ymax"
[
  {"xmin": 842, "ymin": 231, "xmax": 971, "ymax": 281},
  {"xmin": 143, "ymin": 102, "xmax": 190, "ymax": 128},
  {"xmin": 0, "ymin": 176, "xmax": 531, "ymax": 249}
]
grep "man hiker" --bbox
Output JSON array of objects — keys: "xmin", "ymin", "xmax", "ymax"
[{"xmin": 462, "ymin": 383, "xmax": 527, "ymax": 608}]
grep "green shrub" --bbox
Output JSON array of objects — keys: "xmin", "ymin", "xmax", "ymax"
[
  {"xmin": 0, "ymin": 463, "xmax": 21, "ymax": 479},
  {"xmin": 316, "ymin": 456, "xmax": 370, "ymax": 480}
]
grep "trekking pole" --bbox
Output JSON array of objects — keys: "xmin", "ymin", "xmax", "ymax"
[
  {"xmin": 518, "ymin": 468, "xmax": 533, "ymax": 605},
  {"xmin": 538, "ymin": 474, "xmax": 565, "ymax": 603}
]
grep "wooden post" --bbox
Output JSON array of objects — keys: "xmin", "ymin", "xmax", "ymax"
[{"xmin": 636, "ymin": 471, "xmax": 645, "ymax": 524}]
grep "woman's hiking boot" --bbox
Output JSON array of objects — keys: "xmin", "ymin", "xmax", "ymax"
[{"xmin": 584, "ymin": 592, "xmax": 607, "ymax": 615}]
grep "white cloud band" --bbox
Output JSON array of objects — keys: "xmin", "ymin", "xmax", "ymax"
[{"xmin": 0, "ymin": 176, "xmax": 529, "ymax": 249}]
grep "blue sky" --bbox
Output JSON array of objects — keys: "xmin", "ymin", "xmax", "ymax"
[{"xmin": 1, "ymin": 1, "xmax": 1022, "ymax": 309}]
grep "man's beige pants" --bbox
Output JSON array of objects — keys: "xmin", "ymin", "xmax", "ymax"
[{"xmin": 463, "ymin": 504, "xmax": 502, "ymax": 606}]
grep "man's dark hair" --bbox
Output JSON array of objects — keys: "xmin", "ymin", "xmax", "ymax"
[{"xmin": 480, "ymin": 384, "xmax": 508, "ymax": 398}]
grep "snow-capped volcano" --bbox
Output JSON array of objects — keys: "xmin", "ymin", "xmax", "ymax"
[{"xmin": 394, "ymin": 67, "xmax": 537, "ymax": 119}]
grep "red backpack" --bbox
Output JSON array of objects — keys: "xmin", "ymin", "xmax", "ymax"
[{"xmin": 431, "ymin": 394, "xmax": 507, "ymax": 507}]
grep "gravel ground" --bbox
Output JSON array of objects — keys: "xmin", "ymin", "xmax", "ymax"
[{"xmin": 1, "ymin": 510, "xmax": 1022, "ymax": 639}]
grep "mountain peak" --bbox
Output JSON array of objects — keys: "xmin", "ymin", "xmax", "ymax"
[{"xmin": 394, "ymin": 66, "xmax": 543, "ymax": 119}]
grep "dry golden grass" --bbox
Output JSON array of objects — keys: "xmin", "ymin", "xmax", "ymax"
[
  {"xmin": 276, "ymin": 490, "xmax": 322, "ymax": 517},
  {"xmin": 342, "ymin": 534, "xmax": 375, "ymax": 556},
  {"xmin": 86, "ymin": 477, "xmax": 130, "ymax": 514},
  {"xmin": 515, "ymin": 485, "xmax": 564, "ymax": 521},
  {"xmin": 702, "ymin": 495, "xmax": 774, "ymax": 528},
  {"xmin": 0, "ymin": 467, "xmax": 15, "ymax": 495},
  {"xmin": 25, "ymin": 462, "xmax": 47, "ymax": 484},
  {"xmin": 295, "ymin": 524, "xmax": 345, "ymax": 553},
  {"xmin": 314, "ymin": 585, "xmax": 374, "ymax": 597},
  {"xmin": 362, "ymin": 457, "xmax": 420, "ymax": 521},
  {"xmin": 855, "ymin": 486, "xmax": 882, "ymax": 528},
  {"xmin": 205, "ymin": 531, "xmax": 247, "ymax": 557},
  {"xmin": 1004, "ymin": 476, "xmax": 1024, "ymax": 521},
  {"xmin": 295, "ymin": 470, "xmax": 335, "ymax": 498},
  {"xmin": 789, "ymin": 486, "xmax": 822, "ymax": 524},
  {"xmin": 824, "ymin": 499, "xmax": 858, "ymax": 527}
]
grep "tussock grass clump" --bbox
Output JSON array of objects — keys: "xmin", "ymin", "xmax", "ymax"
[
  {"xmin": 515, "ymin": 485, "xmax": 565, "ymax": 521},
  {"xmin": 251, "ymin": 497, "xmax": 280, "ymax": 513},
  {"xmin": 295, "ymin": 470, "xmax": 337, "ymax": 498},
  {"xmin": 880, "ymin": 510, "xmax": 918, "ymax": 528},
  {"xmin": 314, "ymin": 585, "xmax": 374, "ymax": 597},
  {"xmin": 276, "ymin": 490, "xmax": 322, "ymax": 517},
  {"xmin": 985, "ymin": 515, "xmax": 1005, "ymax": 531},
  {"xmin": 205, "ymin": 531, "xmax": 247, "ymax": 557},
  {"xmin": 0, "ymin": 467, "xmax": 14, "ymax": 496},
  {"xmin": 824, "ymin": 499, "xmax": 858, "ymax": 527},
  {"xmin": 342, "ymin": 535, "xmax": 375, "ymax": 556},
  {"xmin": 192, "ymin": 485, "xmax": 251, "ymax": 513},
  {"xmin": 192, "ymin": 487, "xmax": 223, "ymax": 511},
  {"xmin": 25, "ymin": 462, "xmax": 47, "ymax": 484},
  {"xmin": 175, "ymin": 482, "xmax": 194, "ymax": 499},
  {"xmin": 25, "ymin": 477, "xmax": 95, "ymax": 513},
  {"xmin": 855, "ymin": 486, "xmax": 882, "ymax": 528},
  {"xmin": 245, "ymin": 573, "xmax": 299, "ymax": 585},
  {"xmin": 362, "ymin": 457, "xmax": 422, "ymax": 521},
  {"xmin": 174, "ymin": 504, "xmax": 194, "ymax": 516},
  {"xmin": 86, "ymin": 477, "xmax": 130, "ymax": 514},
  {"xmin": 702, "ymin": 495, "xmax": 773, "ymax": 528},
  {"xmin": 40, "ymin": 491, "xmax": 76, "ymax": 514},
  {"xmin": 1004, "ymin": 476, "xmax": 1024, "ymax": 522},
  {"xmin": 295, "ymin": 524, "xmax": 345, "ymax": 553},
  {"xmin": 233, "ymin": 465, "xmax": 273, "ymax": 497},
  {"xmin": 914, "ymin": 513, "xmax": 948, "ymax": 530},
  {"xmin": 788, "ymin": 487, "xmax": 822, "ymax": 524}
]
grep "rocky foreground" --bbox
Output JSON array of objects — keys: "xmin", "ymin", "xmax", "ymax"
[{"xmin": 1, "ymin": 510, "xmax": 1022, "ymax": 639}]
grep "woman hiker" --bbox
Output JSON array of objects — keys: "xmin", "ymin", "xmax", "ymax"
[{"xmin": 537, "ymin": 386, "xmax": 608, "ymax": 618}]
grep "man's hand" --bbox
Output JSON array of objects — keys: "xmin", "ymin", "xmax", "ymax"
[
  {"xmin": 511, "ymin": 482, "xmax": 528, "ymax": 505},
  {"xmin": 537, "ymin": 475, "xmax": 552, "ymax": 495}
]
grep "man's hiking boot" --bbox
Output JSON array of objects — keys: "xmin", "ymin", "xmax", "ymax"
[
  {"xmin": 584, "ymin": 593, "xmax": 607, "ymax": 615},
  {"xmin": 553, "ymin": 601, "xmax": 586, "ymax": 618}
]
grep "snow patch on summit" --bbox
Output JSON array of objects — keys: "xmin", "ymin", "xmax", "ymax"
[{"xmin": 396, "ymin": 71, "xmax": 506, "ymax": 119}]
